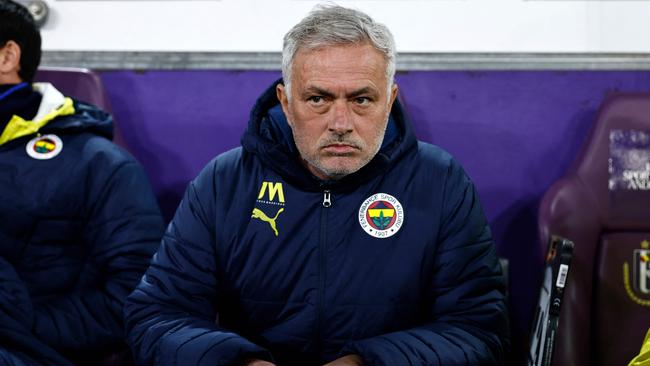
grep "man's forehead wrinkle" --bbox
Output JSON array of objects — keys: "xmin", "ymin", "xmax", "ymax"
[
  {"xmin": 290, "ymin": 43, "xmax": 390, "ymax": 102},
  {"xmin": 295, "ymin": 45, "xmax": 386, "ymax": 75}
]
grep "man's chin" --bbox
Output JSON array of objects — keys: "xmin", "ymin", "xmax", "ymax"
[
  {"xmin": 317, "ymin": 161, "xmax": 364, "ymax": 180},
  {"xmin": 322, "ymin": 151, "xmax": 357, "ymax": 158}
]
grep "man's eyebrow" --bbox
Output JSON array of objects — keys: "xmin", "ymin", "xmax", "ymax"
[
  {"xmin": 303, "ymin": 86, "xmax": 335, "ymax": 99},
  {"xmin": 302, "ymin": 86, "xmax": 379, "ymax": 99},
  {"xmin": 347, "ymin": 87, "xmax": 376, "ymax": 98}
]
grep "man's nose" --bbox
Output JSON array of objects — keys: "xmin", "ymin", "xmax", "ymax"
[{"xmin": 328, "ymin": 100, "xmax": 353, "ymax": 135}]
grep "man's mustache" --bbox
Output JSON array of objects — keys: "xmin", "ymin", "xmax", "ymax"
[{"xmin": 318, "ymin": 135, "xmax": 363, "ymax": 150}]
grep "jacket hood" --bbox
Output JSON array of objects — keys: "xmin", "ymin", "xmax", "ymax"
[
  {"xmin": 0, "ymin": 83, "xmax": 112, "ymax": 146},
  {"xmin": 241, "ymin": 79, "xmax": 418, "ymax": 192}
]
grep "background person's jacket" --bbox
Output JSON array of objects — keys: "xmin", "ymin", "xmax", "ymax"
[
  {"xmin": 0, "ymin": 83, "xmax": 165, "ymax": 365},
  {"xmin": 125, "ymin": 79, "xmax": 509, "ymax": 366},
  {"xmin": 629, "ymin": 328, "xmax": 650, "ymax": 366}
]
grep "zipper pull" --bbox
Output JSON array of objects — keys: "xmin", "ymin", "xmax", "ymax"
[{"xmin": 322, "ymin": 190, "xmax": 331, "ymax": 207}]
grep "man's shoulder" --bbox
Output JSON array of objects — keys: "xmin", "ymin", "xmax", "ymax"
[
  {"xmin": 192, "ymin": 147, "xmax": 254, "ymax": 187},
  {"xmin": 215, "ymin": 146, "xmax": 245, "ymax": 165},
  {"xmin": 67, "ymin": 132, "xmax": 137, "ymax": 168},
  {"xmin": 413, "ymin": 140, "xmax": 455, "ymax": 170},
  {"xmin": 202, "ymin": 147, "xmax": 246, "ymax": 174},
  {"xmin": 187, "ymin": 147, "xmax": 260, "ymax": 211}
]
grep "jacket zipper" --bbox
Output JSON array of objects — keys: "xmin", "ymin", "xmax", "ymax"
[
  {"xmin": 322, "ymin": 190, "xmax": 332, "ymax": 207},
  {"xmin": 316, "ymin": 189, "xmax": 331, "ymax": 356}
]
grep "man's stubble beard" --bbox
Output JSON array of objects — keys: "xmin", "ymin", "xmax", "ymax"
[{"xmin": 291, "ymin": 115, "xmax": 389, "ymax": 180}]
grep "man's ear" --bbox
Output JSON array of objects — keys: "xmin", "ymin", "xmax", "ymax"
[
  {"xmin": 0, "ymin": 41, "xmax": 21, "ymax": 74},
  {"xmin": 276, "ymin": 83, "xmax": 293, "ymax": 127},
  {"xmin": 0, "ymin": 41, "xmax": 22, "ymax": 83},
  {"xmin": 389, "ymin": 83, "xmax": 398, "ymax": 108}
]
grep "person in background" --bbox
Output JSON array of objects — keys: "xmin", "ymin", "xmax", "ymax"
[
  {"xmin": 629, "ymin": 328, "xmax": 650, "ymax": 366},
  {"xmin": 0, "ymin": 0, "xmax": 164, "ymax": 364},
  {"xmin": 125, "ymin": 4, "xmax": 509, "ymax": 366}
]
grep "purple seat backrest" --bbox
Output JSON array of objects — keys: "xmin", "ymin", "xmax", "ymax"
[
  {"xmin": 538, "ymin": 93, "xmax": 650, "ymax": 366},
  {"xmin": 33, "ymin": 67, "xmax": 127, "ymax": 148}
]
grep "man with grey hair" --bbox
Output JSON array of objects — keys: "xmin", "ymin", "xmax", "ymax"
[{"xmin": 125, "ymin": 4, "xmax": 509, "ymax": 366}]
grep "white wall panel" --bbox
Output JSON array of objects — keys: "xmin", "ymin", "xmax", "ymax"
[{"xmin": 39, "ymin": 0, "xmax": 650, "ymax": 53}]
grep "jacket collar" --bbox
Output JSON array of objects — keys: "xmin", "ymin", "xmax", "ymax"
[
  {"xmin": 0, "ymin": 83, "xmax": 75, "ymax": 146},
  {"xmin": 0, "ymin": 83, "xmax": 114, "ymax": 147}
]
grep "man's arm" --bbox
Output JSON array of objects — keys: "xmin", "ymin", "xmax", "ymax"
[
  {"xmin": 342, "ymin": 159, "xmax": 509, "ymax": 366},
  {"xmin": 0, "ymin": 258, "xmax": 72, "ymax": 366},
  {"xmin": 124, "ymin": 161, "xmax": 273, "ymax": 366},
  {"xmin": 31, "ymin": 159, "xmax": 165, "ymax": 351}
]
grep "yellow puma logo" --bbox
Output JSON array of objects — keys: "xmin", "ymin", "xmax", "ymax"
[{"xmin": 251, "ymin": 207, "xmax": 284, "ymax": 237}]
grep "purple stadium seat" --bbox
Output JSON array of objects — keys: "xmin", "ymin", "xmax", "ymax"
[
  {"xmin": 34, "ymin": 67, "xmax": 127, "ymax": 148},
  {"xmin": 538, "ymin": 93, "xmax": 650, "ymax": 366}
]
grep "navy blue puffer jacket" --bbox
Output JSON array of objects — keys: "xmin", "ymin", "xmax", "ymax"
[
  {"xmin": 125, "ymin": 80, "xmax": 509, "ymax": 366},
  {"xmin": 0, "ymin": 83, "xmax": 164, "ymax": 365}
]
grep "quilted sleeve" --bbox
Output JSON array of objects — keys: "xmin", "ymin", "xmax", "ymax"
[{"xmin": 124, "ymin": 160, "xmax": 273, "ymax": 366}]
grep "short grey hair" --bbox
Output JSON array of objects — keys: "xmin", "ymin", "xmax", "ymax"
[{"xmin": 281, "ymin": 4, "xmax": 396, "ymax": 98}]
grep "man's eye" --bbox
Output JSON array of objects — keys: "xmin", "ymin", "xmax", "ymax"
[
  {"xmin": 354, "ymin": 97, "xmax": 371, "ymax": 105},
  {"xmin": 307, "ymin": 96, "xmax": 324, "ymax": 104}
]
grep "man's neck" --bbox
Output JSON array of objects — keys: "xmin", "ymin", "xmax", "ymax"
[{"xmin": 0, "ymin": 72, "xmax": 23, "ymax": 85}]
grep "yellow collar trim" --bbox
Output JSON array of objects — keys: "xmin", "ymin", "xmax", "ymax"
[{"xmin": 0, "ymin": 97, "xmax": 75, "ymax": 145}]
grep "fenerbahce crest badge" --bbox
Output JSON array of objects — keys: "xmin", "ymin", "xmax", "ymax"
[
  {"xmin": 358, "ymin": 193, "xmax": 404, "ymax": 239},
  {"xmin": 26, "ymin": 134, "xmax": 63, "ymax": 160}
]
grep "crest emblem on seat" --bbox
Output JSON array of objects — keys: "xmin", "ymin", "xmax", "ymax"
[{"xmin": 623, "ymin": 240, "xmax": 650, "ymax": 306}]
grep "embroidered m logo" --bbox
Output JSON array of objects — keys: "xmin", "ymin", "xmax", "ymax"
[{"xmin": 257, "ymin": 181, "xmax": 285, "ymax": 203}]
